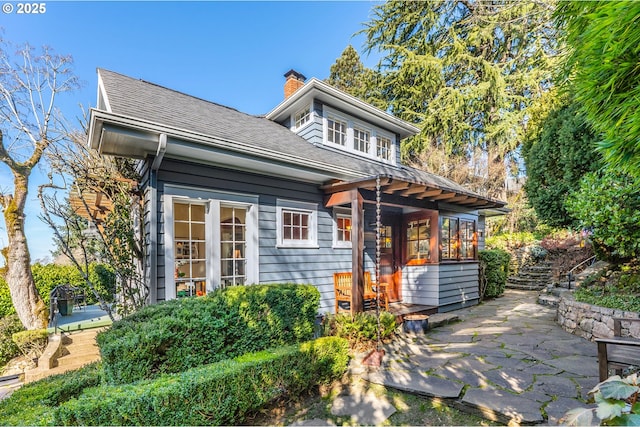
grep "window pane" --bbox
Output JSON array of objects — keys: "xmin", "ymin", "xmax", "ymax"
[
  {"xmin": 191, "ymin": 205, "xmax": 205, "ymax": 221},
  {"xmin": 174, "ymin": 222, "xmax": 189, "ymax": 238},
  {"xmin": 301, "ymin": 227, "xmax": 308, "ymax": 240},
  {"xmin": 301, "ymin": 214, "xmax": 308, "ymax": 227},
  {"xmin": 220, "ymin": 207, "xmax": 234, "ymax": 223},
  {"xmin": 174, "ymin": 202, "xmax": 189, "ymax": 221},
  {"xmin": 192, "ymin": 223, "xmax": 205, "ymax": 240}
]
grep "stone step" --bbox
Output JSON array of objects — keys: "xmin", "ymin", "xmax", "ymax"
[
  {"xmin": 506, "ymin": 278, "xmax": 550, "ymax": 286},
  {"xmin": 537, "ymin": 294, "xmax": 560, "ymax": 307},
  {"xmin": 506, "ymin": 282, "xmax": 546, "ymax": 291},
  {"xmin": 56, "ymin": 352, "xmax": 100, "ymax": 368}
]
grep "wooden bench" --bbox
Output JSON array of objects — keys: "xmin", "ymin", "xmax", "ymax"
[
  {"xmin": 334, "ymin": 272, "xmax": 388, "ymax": 313},
  {"xmin": 595, "ymin": 318, "xmax": 640, "ymax": 381}
]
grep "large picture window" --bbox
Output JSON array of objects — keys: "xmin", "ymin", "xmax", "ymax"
[
  {"xmin": 441, "ymin": 217, "xmax": 476, "ymax": 261},
  {"xmin": 164, "ymin": 188, "xmax": 259, "ymax": 301}
]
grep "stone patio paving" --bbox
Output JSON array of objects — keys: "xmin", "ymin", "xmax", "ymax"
[{"xmin": 325, "ymin": 290, "xmax": 600, "ymax": 425}]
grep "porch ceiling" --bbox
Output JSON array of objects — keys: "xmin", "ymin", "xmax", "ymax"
[{"xmin": 321, "ymin": 175, "xmax": 506, "ymax": 209}]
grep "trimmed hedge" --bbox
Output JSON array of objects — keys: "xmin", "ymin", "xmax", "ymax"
[
  {"xmin": 54, "ymin": 337, "xmax": 349, "ymax": 426},
  {"xmin": 0, "ymin": 362, "xmax": 102, "ymax": 426},
  {"xmin": 98, "ymin": 284, "xmax": 320, "ymax": 384},
  {"xmin": 327, "ymin": 311, "xmax": 397, "ymax": 348},
  {"xmin": 479, "ymin": 249, "xmax": 511, "ymax": 298}
]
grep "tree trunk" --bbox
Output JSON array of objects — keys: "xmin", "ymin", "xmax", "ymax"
[{"xmin": 3, "ymin": 174, "xmax": 46, "ymax": 330}]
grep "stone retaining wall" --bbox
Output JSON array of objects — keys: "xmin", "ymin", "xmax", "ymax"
[{"xmin": 557, "ymin": 293, "xmax": 640, "ymax": 340}]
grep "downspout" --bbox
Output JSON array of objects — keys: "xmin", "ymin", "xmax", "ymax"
[{"xmin": 148, "ymin": 133, "xmax": 167, "ymax": 304}]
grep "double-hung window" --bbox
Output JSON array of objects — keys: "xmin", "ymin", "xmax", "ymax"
[
  {"xmin": 327, "ymin": 117, "xmax": 347, "ymax": 146},
  {"xmin": 377, "ymin": 135, "xmax": 392, "ymax": 161},
  {"xmin": 333, "ymin": 208, "xmax": 352, "ymax": 248},
  {"xmin": 353, "ymin": 128, "xmax": 370, "ymax": 153}
]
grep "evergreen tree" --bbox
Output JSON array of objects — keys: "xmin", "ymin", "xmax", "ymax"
[
  {"xmin": 326, "ymin": 45, "xmax": 385, "ymax": 109},
  {"xmin": 555, "ymin": 1, "xmax": 640, "ymax": 177},
  {"xmin": 522, "ymin": 102, "xmax": 602, "ymax": 228},
  {"xmin": 361, "ymin": 0, "xmax": 559, "ymax": 165}
]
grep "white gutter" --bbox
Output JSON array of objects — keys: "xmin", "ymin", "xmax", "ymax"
[{"xmin": 151, "ymin": 133, "xmax": 167, "ymax": 171}]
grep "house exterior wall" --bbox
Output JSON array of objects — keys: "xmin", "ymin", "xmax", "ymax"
[{"xmin": 152, "ymin": 158, "xmax": 353, "ymax": 312}]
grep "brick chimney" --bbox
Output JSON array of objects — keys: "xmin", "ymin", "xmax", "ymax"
[{"xmin": 284, "ymin": 69, "xmax": 306, "ymax": 99}]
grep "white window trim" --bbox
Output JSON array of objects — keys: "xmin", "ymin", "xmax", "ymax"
[
  {"xmin": 163, "ymin": 187, "xmax": 259, "ymax": 300},
  {"xmin": 332, "ymin": 207, "xmax": 352, "ymax": 249},
  {"xmin": 374, "ymin": 131, "xmax": 394, "ymax": 162},
  {"xmin": 322, "ymin": 106, "xmax": 397, "ymax": 165},
  {"xmin": 292, "ymin": 103, "xmax": 313, "ymax": 131},
  {"xmin": 276, "ymin": 199, "xmax": 318, "ymax": 249}
]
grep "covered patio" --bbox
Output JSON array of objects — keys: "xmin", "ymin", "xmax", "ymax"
[{"xmin": 323, "ymin": 173, "xmax": 506, "ymax": 314}]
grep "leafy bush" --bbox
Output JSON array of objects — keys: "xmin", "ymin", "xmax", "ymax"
[
  {"xmin": 0, "ymin": 315, "xmax": 24, "ymax": 367},
  {"xmin": 98, "ymin": 284, "xmax": 320, "ymax": 384},
  {"xmin": 486, "ymin": 232, "xmax": 538, "ymax": 251},
  {"xmin": 0, "ymin": 362, "xmax": 102, "ymax": 426},
  {"xmin": 54, "ymin": 337, "xmax": 349, "ymax": 426},
  {"xmin": 563, "ymin": 373, "xmax": 640, "ymax": 426},
  {"xmin": 0, "ymin": 263, "xmax": 116, "ymax": 318},
  {"xmin": 326, "ymin": 311, "xmax": 397, "ymax": 349},
  {"xmin": 566, "ymin": 170, "xmax": 640, "ymax": 263},
  {"xmin": 479, "ymin": 249, "xmax": 511, "ymax": 299},
  {"xmin": 575, "ymin": 265, "xmax": 640, "ymax": 312},
  {"xmin": 31, "ymin": 263, "xmax": 116, "ymax": 305},
  {"xmin": 12, "ymin": 329, "xmax": 49, "ymax": 359}
]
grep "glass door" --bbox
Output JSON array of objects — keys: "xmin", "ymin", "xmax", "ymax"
[{"xmin": 220, "ymin": 206, "xmax": 247, "ymax": 288}]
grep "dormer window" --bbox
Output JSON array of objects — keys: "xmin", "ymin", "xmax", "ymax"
[
  {"xmin": 294, "ymin": 105, "xmax": 311, "ymax": 129},
  {"xmin": 354, "ymin": 127, "xmax": 370, "ymax": 153},
  {"xmin": 327, "ymin": 117, "xmax": 347, "ymax": 146},
  {"xmin": 377, "ymin": 135, "xmax": 392, "ymax": 161}
]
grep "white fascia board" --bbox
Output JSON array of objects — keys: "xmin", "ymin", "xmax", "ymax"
[
  {"xmin": 87, "ymin": 109, "xmax": 367, "ymax": 182},
  {"xmin": 266, "ymin": 78, "xmax": 420, "ymax": 138}
]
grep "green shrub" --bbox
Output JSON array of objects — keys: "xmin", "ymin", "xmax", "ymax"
[
  {"xmin": 54, "ymin": 337, "xmax": 349, "ymax": 426},
  {"xmin": 566, "ymin": 170, "xmax": 640, "ymax": 263},
  {"xmin": 98, "ymin": 284, "xmax": 320, "ymax": 384},
  {"xmin": 0, "ymin": 263, "xmax": 116, "ymax": 318},
  {"xmin": 12, "ymin": 329, "xmax": 49, "ymax": 359},
  {"xmin": 0, "ymin": 362, "xmax": 102, "ymax": 426},
  {"xmin": 31, "ymin": 263, "xmax": 116, "ymax": 305},
  {"xmin": 0, "ymin": 315, "xmax": 24, "ymax": 367},
  {"xmin": 326, "ymin": 311, "xmax": 397, "ymax": 349},
  {"xmin": 479, "ymin": 249, "xmax": 511, "ymax": 299}
]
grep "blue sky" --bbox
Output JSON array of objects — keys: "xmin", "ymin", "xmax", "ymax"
[{"xmin": 0, "ymin": 0, "xmax": 382, "ymax": 264}]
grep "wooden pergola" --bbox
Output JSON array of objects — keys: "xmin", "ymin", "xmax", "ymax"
[{"xmin": 322, "ymin": 175, "xmax": 506, "ymax": 313}]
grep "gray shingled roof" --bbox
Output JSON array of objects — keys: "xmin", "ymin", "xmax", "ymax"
[{"xmin": 98, "ymin": 69, "xmax": 501, "ymax": 203}]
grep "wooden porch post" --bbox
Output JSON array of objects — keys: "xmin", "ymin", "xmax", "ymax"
[{"xmin": 350, "ymin": 189, "xmax": 364, "ymax": 314}]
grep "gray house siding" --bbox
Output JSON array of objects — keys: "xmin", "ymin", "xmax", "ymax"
[
  {"xmin": 402, "ymin": 266, "xmax": 439, "ymax": 306},
  {"xmin": 153, "ymin": 158, "xmax": 352, "ymax": 312},
  {"xmin": 478, "ymin": 215, "xmax": 486, "ymax": 250},
  {"xmin": 438, "ymin": 263, "xmax": 479, "ymax": 312}
]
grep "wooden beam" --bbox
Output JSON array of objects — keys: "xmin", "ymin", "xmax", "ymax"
[
  {"xmin": 415, "ymin": 189, "xmax": 443, "ymax": 199},
  {"xmin": 382, "ymin": 181, "xmax": 411, "ymax": 194},
  {"xmin": 456, "ymin": 197, "xmax": 479, "ymax": 205},
  {"xmin": 350, "ymin": 189, "xmax": 364, "ymax": 314},
  {"xmin": 446, "ymin": 195, "xmax": 472, "ymax": 203},
  {"xmin": 321, "ymin": 177, "xmax": 392, "ymax": 194},
  {"xmin": 324, "ymin": 191, "xmax": 353, "ymax": 208},
  {"xmin": 400, "ymin": 185, "xmax": 428, "ymax": 196},
  {"xmin": 430, "ymin": 192, "xmax": 457, "ymax": 201}
]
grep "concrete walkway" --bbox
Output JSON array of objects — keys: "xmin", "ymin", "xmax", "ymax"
[{"xmin": 341, "ymin": 290, "xmax": 599, "ymax": 425}]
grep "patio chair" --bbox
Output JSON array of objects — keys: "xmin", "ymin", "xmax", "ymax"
[{"xmin": 333, "ymin": 271, "xmax": 388, "ymax": 313}]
